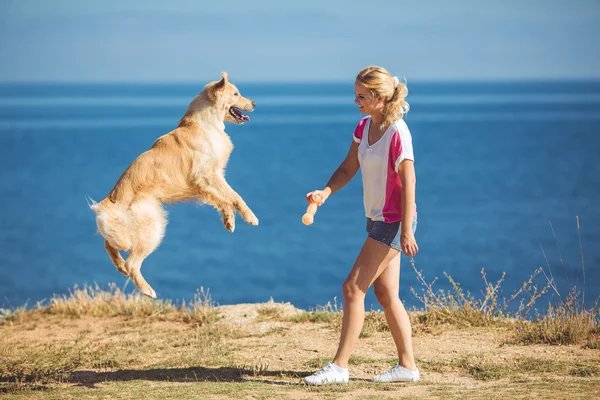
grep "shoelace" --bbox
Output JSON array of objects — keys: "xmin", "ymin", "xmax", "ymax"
[
  {"xmin": 314, "ymin": 364, "xmax": 334, "ymax": 377},
  {"xmin": 389, "ymin": 365, "xmax": 415, "ymax": 378},
  {"xmin": 379, "ymin": 365, "xmax": 401, "ymax": 378}
]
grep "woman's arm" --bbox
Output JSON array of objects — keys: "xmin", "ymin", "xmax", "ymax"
[
  {"xmin": 307, "ymin": 140, "xmax": 359, "ymax": 204},
  {"xmin": 398, "ymin": 159, "xmax": 418, "ymax": 256}
]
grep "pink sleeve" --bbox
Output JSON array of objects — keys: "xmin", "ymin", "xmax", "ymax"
[
  {"xmin": 389, "ymin": 131, "xmax": 403, "ymax": 172},
  {"xmin": 389, "ymin": 125, "xmax": 414, "ymax": 172},
  {"xmin": 353, "ymin": 117, "xmax": 368, "ymax": 143}
]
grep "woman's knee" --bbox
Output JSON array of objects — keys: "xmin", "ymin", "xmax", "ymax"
[
  {"xmin": 374, "ymin": 283, "xmax": 398, "ymax": 309},
  {"xmin": 342, "ymin": 280, "xmax": 365, "ymax": 301}
]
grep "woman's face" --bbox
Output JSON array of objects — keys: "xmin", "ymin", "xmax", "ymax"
[{"xmin": 354, "ymin": 81, "xmax": 382, "ymax": 115}]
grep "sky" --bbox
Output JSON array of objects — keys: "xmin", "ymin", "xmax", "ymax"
[{"xmin": 0, "ymin": 0, "xmax": 599, "ymax": 82}]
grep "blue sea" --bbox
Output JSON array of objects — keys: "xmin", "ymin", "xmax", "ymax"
[{"xmin": 1, "ymin": 81, "xmax": 599, "ymax": 311}]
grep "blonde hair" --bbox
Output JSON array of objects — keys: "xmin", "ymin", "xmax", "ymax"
[{"xmin": 356, "ymin": 66, "xmax": 409, "ymax": 130}]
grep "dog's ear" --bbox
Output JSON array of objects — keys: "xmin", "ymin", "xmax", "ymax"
[
  {"xmin": 209, "ymin": 72, "xmax": 229, "ymax": 100},
  {"xmin": 214, "ymin": 72, "xmax": 228, "ymax": 90}
]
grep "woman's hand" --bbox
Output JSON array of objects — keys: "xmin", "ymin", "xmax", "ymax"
[
  {"xmin": 306, "ymin": 189, "xmax": 330, "ymax": 206},
  {"xmin": 401, "ymin": 230, "xmax": 418, "ymax": 257}
]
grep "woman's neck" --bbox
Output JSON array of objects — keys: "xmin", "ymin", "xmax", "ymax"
[{"xmin": 369, "ymin": 112, "xmax": 385, "ymax": 127}]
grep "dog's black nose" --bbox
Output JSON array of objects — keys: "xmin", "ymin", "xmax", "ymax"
[{"xmin": 251, "ymin": 101, "xmax": 256, "ymax": 108}]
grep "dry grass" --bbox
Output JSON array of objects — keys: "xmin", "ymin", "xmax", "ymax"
[
  {"xmin": 1, "ymin": 283, "xmax": 599, "ymax": 399},
  {"xmin": 406, "ymin": 217, "xmax": 599, "ymax": 347},
  {"xmin": 410, "ymin": 262, "xmax": 599, "ymax": 346},
  {"xmin": 0, "ymin": 283, "xmax": 228, "ymax": 393},
  {"xmin": 514, "ymin": 291, "xmax": 600, "ymax": 345},
  {"xmin": 256, "ymin": 298, "xmax": 285, "ymax": 322},
  {"xmin": 1, "ymin": 283, "xmax": 219, "ymax": 327},
  {"xmin": 287, "ymin": 299, "xmax": 343, "ymax": 325},
  {"xmin": 409, "ymin": 260, "xmax": 552, "ymax": 327},
  {"xmin": 409, "ymin": 247, "xmax": 598, "ymax": 347}
]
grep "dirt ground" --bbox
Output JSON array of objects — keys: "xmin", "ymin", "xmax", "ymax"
[{"xmin": 1, "ymin": 302, "xmax": 599, "ymax": 399}]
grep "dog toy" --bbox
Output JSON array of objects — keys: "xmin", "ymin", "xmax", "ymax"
[{"xmin": 302, "ymin": 194, "xmax": 322, "ymax": 226}]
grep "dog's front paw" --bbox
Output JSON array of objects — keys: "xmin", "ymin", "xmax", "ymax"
[
  {"xmin": 222, "ymin": 213, "xmax": 236, "ymax": 232},
  {"xmin": 245, "ymin": 213, "xmax": 259, "ymax": 226}
]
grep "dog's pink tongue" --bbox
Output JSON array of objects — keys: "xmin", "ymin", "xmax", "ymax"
[{"xmin": 243, "ymin": 115, "xmax": 250, "ymax": 122}]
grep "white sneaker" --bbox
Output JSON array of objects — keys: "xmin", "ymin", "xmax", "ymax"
[
  {"xmin": 304, "ymin": 362, "xmax": 349, "ymax": 385},
  {"xmin": 373, "ymin": 364, "xmax": 420, "ymax": 382}
]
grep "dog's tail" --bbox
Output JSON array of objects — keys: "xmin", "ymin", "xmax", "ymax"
[
  {"xmin": 86, "ymin": 196, "xmax": 98, "ymax": 212},
  {"xmin": 89, "ymin": 197, "xmax": 132, "ymax": 251}
]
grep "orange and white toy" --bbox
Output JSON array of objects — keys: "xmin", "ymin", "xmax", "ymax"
[{"xmin": 302, "ymin": 194, "xmax": 322, "ymax": 226}]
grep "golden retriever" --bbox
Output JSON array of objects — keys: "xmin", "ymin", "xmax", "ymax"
[{"xmin": 90, "ymin": 72, "xmax": 258, "ymax": 298}]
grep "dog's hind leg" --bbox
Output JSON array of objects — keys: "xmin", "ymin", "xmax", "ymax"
[
  {"xmin": 125, "ymin": 249, "xmax": 156, "ymax": 298},
  {"xmin": 104, "ymin": 240, "xmax": 128, "ymax": 276},
  {"xmin": 124, "ymin": 198, "xmax": 167, "ymax": 298}
]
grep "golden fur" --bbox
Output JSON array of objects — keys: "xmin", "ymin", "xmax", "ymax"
[{"xmin": 90, "ymin": 72, "xmax": 258, "ymax": 298}]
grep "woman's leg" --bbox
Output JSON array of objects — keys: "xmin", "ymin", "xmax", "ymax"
[
  {"xmin": 331, "ymin": 237, "xmax": 400, "ymax": 368},
  {"xmin": 373, "ymin": 254, "xmax": 416, "ymax": 370}
]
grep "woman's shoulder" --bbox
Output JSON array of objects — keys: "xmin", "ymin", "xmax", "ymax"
[
  {"xmin": 391, "ymin": 118, "xmax": 411, "ymax": 135},
  {"xmin": 353, "ymin": 116, "xmax": 370, "ymax": 141},
  {"xmin": 356, "ymin": 116, "xmax": 371, "ymax": 131},
  {"xmin": 357, "ymin": 116, "xmax": 370, "ymax": 126}
]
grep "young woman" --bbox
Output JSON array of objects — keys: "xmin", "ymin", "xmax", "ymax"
[{"xmin": 304, "ymin": 66, "xmax": 419, "ymax": 385}]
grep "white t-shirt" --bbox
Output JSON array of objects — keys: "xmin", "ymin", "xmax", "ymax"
[{"xmin": 353, "ymin": 116, "xmax": 415, "ymax": 222}]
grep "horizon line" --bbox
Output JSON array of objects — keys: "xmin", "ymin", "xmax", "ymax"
[{"xmin": 1, "ymin": 77, "xmax": 600, "ymax": 86}]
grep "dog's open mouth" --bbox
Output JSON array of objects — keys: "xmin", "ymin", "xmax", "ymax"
[{"xmin": 229, "ymin": 107, "xmax": 250, "ymax": 123}]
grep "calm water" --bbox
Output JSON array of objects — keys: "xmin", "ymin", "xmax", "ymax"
[{"xmin": 1, "ymin": 81, "xmax": 599, "ymax": 311}]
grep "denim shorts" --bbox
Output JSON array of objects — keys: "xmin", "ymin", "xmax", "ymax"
[{"xmin": 366, "ymin": 216, "xmax": 417, "ymax": 251}]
